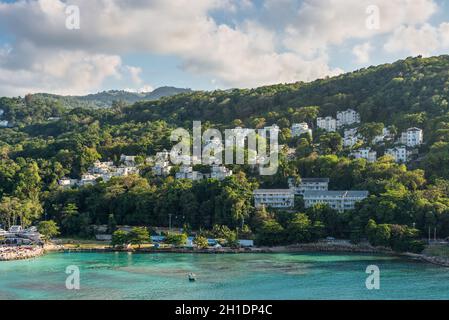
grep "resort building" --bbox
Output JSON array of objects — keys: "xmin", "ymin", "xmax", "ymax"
[
  {"xmin": 336, "ymin": 109, "xmax": 361, "ymax": 128},
  {"xmin": 59, "ymin": 157, "xmax": 140, "ymax": 188},
  {"xmin": 58, "ymin": 178, "xmax": 78, "ymax": 188},
  {"xmin": 344, "ymin": 135, "xmax": 359, "ymax": 148},
  {"xmin": 253, "ymin": 189, "xmax": 295, "ymax": 209},
  {"xmin": 120, "ymin": 154, "xmax": 136, "ymax": 166},
  {"xmin": 317, "ymin": 116, "xmax": 337, "ymax": 132},
  {"xmin": 343, "ymin": 128, "xmax": 361, "ymax": 148},
  {"xmin": 303, "ymin": 190, "xmax": 369, "ymax": 212},
  {"xmin": 0, "ymin": 120, "xmax": 8, "ymax": 127},
  {"xmin": 288, "ymin": 178, "xmax": 330, "ymax": 195},
  {"xmin": 210, "ymin": 165, "xmax": 233, "ymax": 180},
  {"xmin": 351, "ymin": 148, "xmax": 377, "ymax": 163},
  {"xmin": 373, "ymin": 127, "xmax": 393, "ymax": 144},
  {"xmin": 152, "ymin": 161, "xmax": 172, "ymax": 176},
  {"xmin": 386, "ymin": 146, "xmax": 409, "ymax": 163},
  {"xmin": 175, "ymin": 166, "xmax": 204, "ymax": 181},
  {"xmin": 155, "ymin": 150, "xmax": 170, "ymax": 162},
  {"xmin": 400, "ymin": 127, "xmax": 423, "ymax": 147},
  {"xmin": 291, "ymin": 123, "xmax": 312, "ymax": 138},
  {"xmin": 89, "ymin": 161, "xmax": 115, "ymax": 174}
]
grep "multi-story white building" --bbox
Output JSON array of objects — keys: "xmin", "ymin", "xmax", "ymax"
[
  {"xmin": 288, "ymin": 178, "xmax": 329, "ymax": 195},
  {"xmin": 89, "ymin": 161, "xmax": 115, "ymax": 174},
  {"xmin": 303, "ymin": 190, "xmax": 369, "ymax": 212},
  {"xmin": 351, "ymin": 148, "xmax": 377, "ymax": 163},
  {"xmin": 336, "ymin": 109, "xmax": 361, "ymax": 128},
  {"xmin": 343, "ymin": 128, "xmax": 361, "ymax": 148},
  {"xmin": 343, "ymin": 135, "xmax": 359, "ymax": 148},
  {"xmin": 253, "ymin": 189, "xmax": 295, "ymax": 209},
  {"xmin": 58, "ymin": 178, "xmax": 78, "ymax": 189},
  {"xmin": 0, "ymin": 120, "xmax": 9, "ymax": 127},
  {"xmin": 317, "ymin": 117, "xmax": 337, "ymax": 132},
  {"xmin": 344, "ymin": 128, "xmax": 358, "ymax": 138},
  {"xmin": 386, "ymin": 146, "xmax": 409, "ymax": 163},
  {"xmin": 291, "ymin": 123, "xmax": 312, "ymax": 138},
  {"xmin": 120, "ymin": 155, "xmax": 136, "ymax": 167},
  {"xmin": 155, "ymin": 150, "xmax": 170, "ymax": 162},
  {"xmin": 210, "ymin": 165, "xmax": 232, "ymax": 180},
  {"xmin": 373, "ymin": 127, "xmax": 393, "ymax": 144},
  {"xmin": 400, "ymin": 128, "xmax": 423, "ymax": 147},
  {"xmin": 175, "ymin": 166, "xmax": 204, "ymax": 181},
  {"xmin": 153, "ymin": 161, "xmax": 172, "ymax": 176}
]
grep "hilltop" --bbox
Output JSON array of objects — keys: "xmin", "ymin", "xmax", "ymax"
[{"xmin": 31, "ymin": 86, "xmax": 193, "ymax": 109}]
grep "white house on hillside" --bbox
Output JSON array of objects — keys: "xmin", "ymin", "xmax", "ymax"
[
  {"xmin": 317, "ymin": 117, "xmax": 337, "ymax": 132},
  {"xmin": 288, "ymin": 178, "xmax": 330, "ymax": 195},
  {"xmin": 337, "ymin": 109, "xmax": 361, "ymax": 128},
  {"xmin": 351, "ymin": 148, "xmax": 377, "ymax": 163},
  {"xmin": 291, "ymin": 123, "xmax": 312, "ymax": 138},
  {"xmin": 253, "ymin": 189, "xmax": 295, "ymax": 209},
  {"xmin": 303, "ymin": 190, "xmax": 369, "ymax": 212},
  {"xmin": 400, "ymin": 128, "xmax": 423, "ymax": 147},
  {"xmin": 386, "ymin": 146, "xmax": 409, "ymax": 163}
]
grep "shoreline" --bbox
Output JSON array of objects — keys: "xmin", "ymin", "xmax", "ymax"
[{"xmin": 2, "ymin": 242, "xmax": 449, "ymax": 268}]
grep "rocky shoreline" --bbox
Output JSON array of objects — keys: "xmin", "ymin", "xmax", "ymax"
[{"xmin": 0, "ymin": 246, "xmax": 44, "ymax": 261}]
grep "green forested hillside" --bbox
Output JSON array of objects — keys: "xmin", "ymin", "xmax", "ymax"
[
  {"xmin": 31, "ymin": 86, "xmax": 193, "ymax": 109},
  {"xmin": 1, "ymin": 55, "xmax": 449, "ymax": 250}
]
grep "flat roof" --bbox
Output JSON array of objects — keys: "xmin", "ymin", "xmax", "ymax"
[
  {"xmin": 254, "ymin": 189, "xmax": 293, "ymax": 194},
  {"xmin": 300, "ymin": 178, "xmax": 330, "ymax": 183},
  {"xmin": 303, "ymin": 190, "xmax": 369, "ymax": 197}
]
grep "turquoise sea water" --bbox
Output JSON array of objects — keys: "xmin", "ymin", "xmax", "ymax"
[{"xmin": 0, "ymin": 252, "xmax": 448, "ymax": 300}]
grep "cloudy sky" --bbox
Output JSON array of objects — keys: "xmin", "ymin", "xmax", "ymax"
[{"xmin": 0, "ymin": 0, "xmax": 449, "ymax": 96}]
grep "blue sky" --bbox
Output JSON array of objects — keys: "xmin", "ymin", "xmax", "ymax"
[{"xmin": 0, "ymin": 0, "xmax": 449, "ymax": 96}]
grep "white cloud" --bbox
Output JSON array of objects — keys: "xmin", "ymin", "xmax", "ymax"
[
  {"xmin": 282, "ymin": 0, "xmax": 437, "ymax": 57},
  {"xmin": 0, "ymin": 44, "xmax": 122, "ymax": 96},
  {"xmin": 0, "ymin": 0, "xmax": 444, "ymax": 95},
  {"xmin": 126, "ymin": 66, "xmax": 143, "ymax": 85},
  {"xmin": 353, "ymin": 42, "xmax": 373, "ymax": 64},
  {"xmin": 383, "ymin": 23, "xmax": 449, "ymax": 56}
]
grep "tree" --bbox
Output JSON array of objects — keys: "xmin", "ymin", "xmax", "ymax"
[
  {"xmin": 111, "ymin": 230, "xmax": 129, "ymax": 248},
  {"xmin": 318, "ymin": 133, "xmax": 343, "ymax": 154},
  {"xmin": 128, "ymin": 227, "xmax": 150, "ymax": 248},
  {"xmin": 256, "ymin": 220, "xmax": 285, "ymax": 246},
  {"xmin": 193, "ymin": 235, "xmax": 209, "ymax": 249},
  {"xmin": 38, "ymin": 220, "xmax": 60, "ymax": 242},
  {"xmin": 358, "ymin": 122, "xmax": 384, "ymax": 144},
  {"xmin": 285, "ymin": 213, "xmax": 313, "ymax": 243},
  {"xmin": 165, "ymin": 233, "xmax": 187, "ymax": 247}
]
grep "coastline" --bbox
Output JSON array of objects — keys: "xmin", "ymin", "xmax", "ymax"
[{"xmin": 2, "ymin": 242, "xmax": 449, "ymax": 268}]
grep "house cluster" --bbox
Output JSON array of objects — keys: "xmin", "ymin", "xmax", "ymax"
[
  {"xmin": 0, "ymin": 109, "xmax": 9, "ymax": 128},
  {"xmin": 59, "ymin": 155, "xmax": 139, "ymax": 188},
  {"xmin": 175, "ymin": 165, "xmax": 233, "ymax": 181},
  {"xmin": 317, "ymin": 109, "xmax": 361, "ymax": 132},
  {"xmin": 291, "ymin": 122, "xmax": 313, "ymax": 139},
  {"xmin": 254, "ymin": 177, "xmax": 369, "ymax": 213},
  {"xmin": 151, "ymin": 148, "xmax": 233, "ymax": 181},
  {"xmin": 314, "ymin": 108, "xmax": 423, "ymax": 164},
  {"xmin": 349, "ymin": 127, "xmax": 423, "ymax": 163}
]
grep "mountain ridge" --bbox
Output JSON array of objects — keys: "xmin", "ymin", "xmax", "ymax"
[{"xmin": 31, "ymin": 86, "xmax": 193, "ymax": 109}]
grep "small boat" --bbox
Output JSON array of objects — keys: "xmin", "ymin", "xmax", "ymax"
[{"xmin": 188, "ymin": 273, "xmax": 196, "ymax": 282}]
